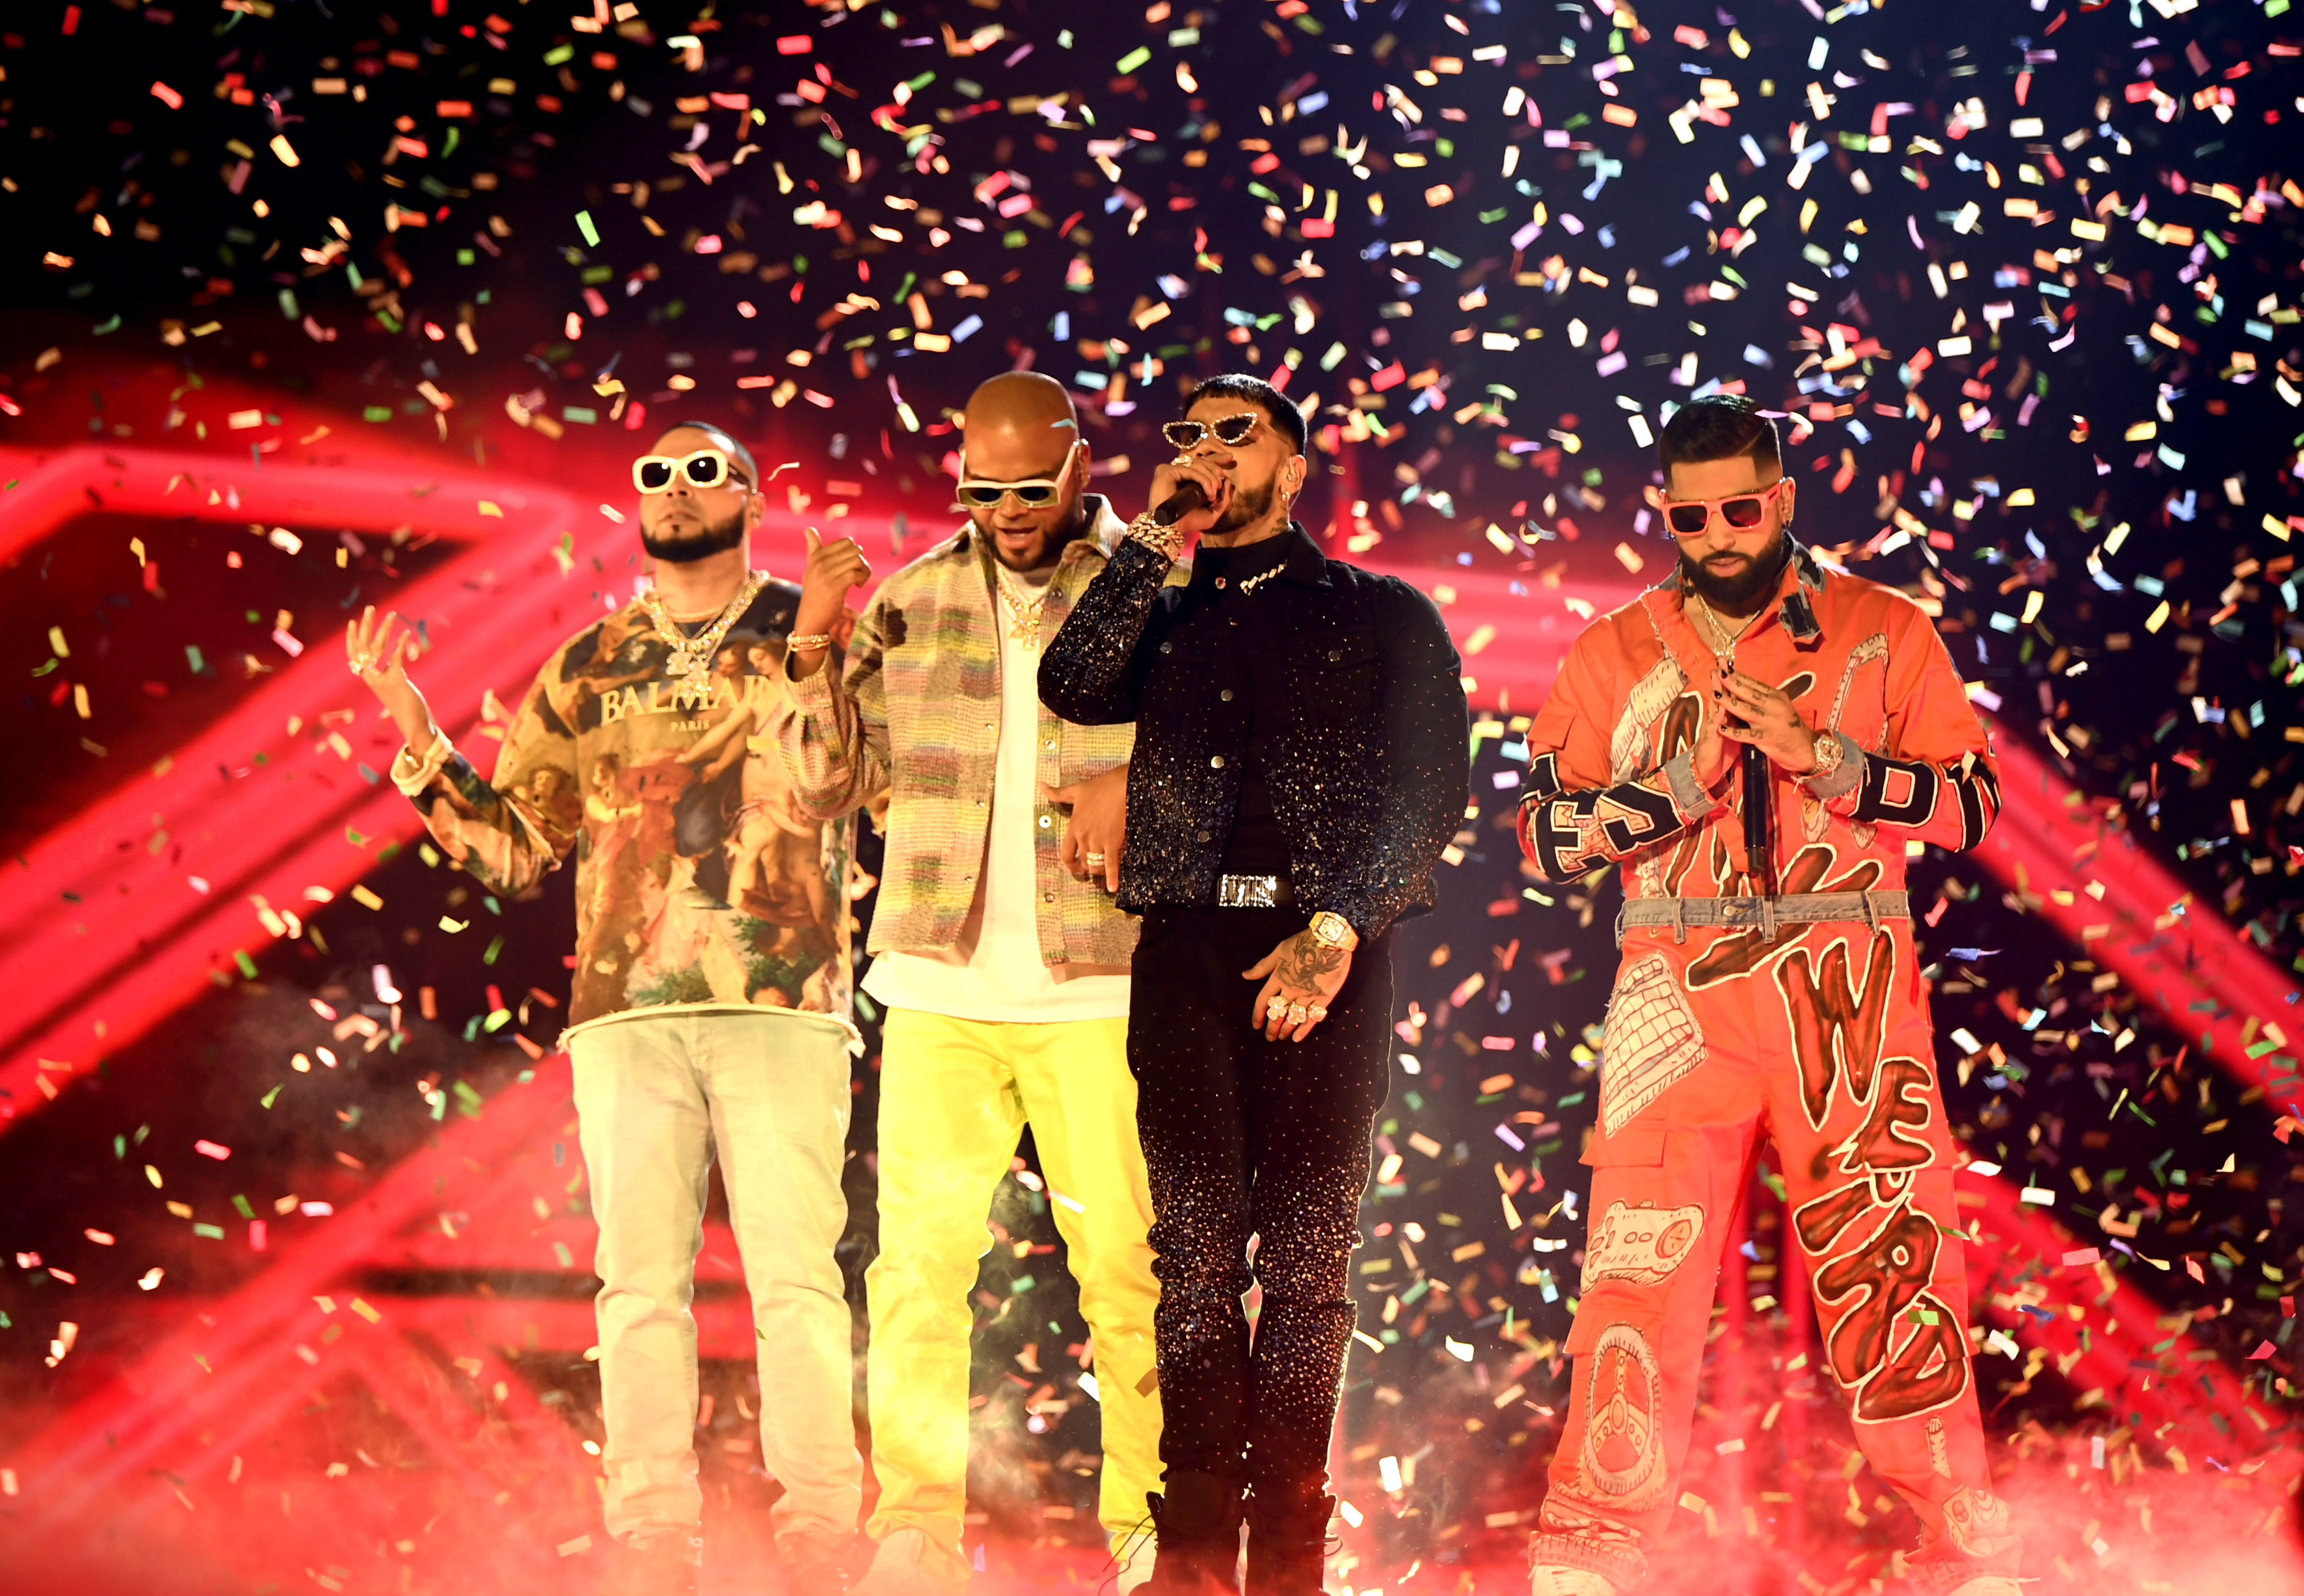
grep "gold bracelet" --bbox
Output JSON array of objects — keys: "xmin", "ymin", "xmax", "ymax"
[
  {"xmin": 786, "ymin": 632, "xmax": 834, "ymax": 653},
  {"xmin": 1124, "ymin": 511, "xmax": 1185, "ymax": 563}
]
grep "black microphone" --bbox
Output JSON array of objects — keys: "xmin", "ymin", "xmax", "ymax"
[
  {"xmin": 1742, "ymin": 741, "xmax": 1775, "ymax": 899},
  {"xmin": 1152, "ymin": 479, "xmax": 1209, "ymax": 526}
]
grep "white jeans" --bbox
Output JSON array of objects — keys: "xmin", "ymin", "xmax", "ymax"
[{"xmin": 569, "ymin": 1008, "xmax": 862, "ymax": 1546}]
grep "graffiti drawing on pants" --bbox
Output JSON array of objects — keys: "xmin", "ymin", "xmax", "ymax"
[
  {"xmin": 1582, "ymin": 1201, "xmax": 1706, "ymax": 1293},
  {"xmin": 1774, "ymin": 928, "xmax": 1898, "ymax": 1128},
  {"xmin": 1580, "ymin": 1324, "xmax": 1668, "ymax": 1510},
  {"xmin": 1775, "ymin": 931, "xmax": 1971, "ymax": 1424},
  {"xmin": 1831, "ymin": 1053, "xmax": 1938, "ymax": 1175},
  {"xmin": 1598, "ymin": 954, "xmax": 1706, "ymax": 1136},
  {"xmin": 1806, "ymin": 1202, "xmax": 1970, "ymax": 1422},
  {"xmin": 1937, "ymin": 1484, "xmax": 2018, "ymax": 1559}
]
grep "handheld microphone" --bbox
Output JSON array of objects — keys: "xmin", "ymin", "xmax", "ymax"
[
  {"xmin": 1741, "ymin": 741, "xmax": 1775, "ymax": 898},
  {"xmin": 1152, "ymin": 479, "xmax": 1209, "ymax": 526}
]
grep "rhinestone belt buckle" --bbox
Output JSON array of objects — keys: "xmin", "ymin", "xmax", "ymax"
[{"xmin": 1217, "ymin": 873, "xmax": 1284, "ymax": 908}]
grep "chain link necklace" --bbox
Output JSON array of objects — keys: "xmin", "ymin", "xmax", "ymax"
[
  {"xmin": 639, "ymin": 569, "xmax": 770, "ymax": 693},
  {"xmin": 991, "ymin": 561, "xmax": 1052, "ymax": 649},
  {"xmin": 1685, "ymin": 589, "xmax": 1760, "ymax": 673}
]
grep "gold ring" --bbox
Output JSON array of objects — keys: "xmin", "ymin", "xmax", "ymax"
[
  {"xmin": 1308, "ymin": 1006, "xmax": 1328, "ymax": 1021},
  {"xmin": 1084, "ymin": 851, "xmax": 1106, "ymax": 864},
  {"xmin": 1286, "ymin": 1003, "xmax": 1308, "ymax": 1024},
  {"xmin": 1266, "ymin": 997, "xmax": 1289, "ymax": 1018}
]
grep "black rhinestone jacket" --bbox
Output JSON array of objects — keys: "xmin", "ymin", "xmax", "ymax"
[{"xmin": 1039, "ymin": 522, "xmax": 1470, "ymax": 938}]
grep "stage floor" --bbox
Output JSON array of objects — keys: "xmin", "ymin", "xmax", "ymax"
[{"xmin": 10, "ymin": 1437, "xmax": 2300, "ymax": 1596}]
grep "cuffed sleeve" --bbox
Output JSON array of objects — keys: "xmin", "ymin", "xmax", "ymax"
[
  {"xmin": 1660, "ymin": 748, "xmax": 1727, "ymax": 825},
  {"xmin": 391, "ymin": 726, "xmax": 455, "ymax": 796},
  {"xmin": 768, "ymin": 609, "xmax": 884, "ymax": 822}
]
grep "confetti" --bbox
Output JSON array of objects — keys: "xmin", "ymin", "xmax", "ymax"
[{"xmin": 1, "ymin": 3, "xmax": 2301, "ymax": 1591}]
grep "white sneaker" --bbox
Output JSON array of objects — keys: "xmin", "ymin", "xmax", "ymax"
[
  {"xmin": 1943, "ymin": 1581, "xmax": 2024, "ymax": 1596},
  {"xmin": 852, "ymin": 1528, "xmax": 969, "ymax": 1596},
  {"xmin": 1528, "ymin": 1566, "xmax": 1617, "ymax": 1596}
]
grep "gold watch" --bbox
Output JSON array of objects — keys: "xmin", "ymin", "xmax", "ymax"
[
  {"xmin": 1805, "ymin": 728, "xmax": 1844, "ymax": 782},
  {"xmin": 1308, "ymin": 911, "xmax": 1359, "ymax": 952}
]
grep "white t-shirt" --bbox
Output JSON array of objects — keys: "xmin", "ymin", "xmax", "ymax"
[{"xmin": 862, "ymin": 567, "xmax": 1132, "ymax": 1024}]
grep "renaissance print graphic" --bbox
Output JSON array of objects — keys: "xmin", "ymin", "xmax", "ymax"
[{"xmin": 415, "ymin": 583, "xmax": 853, "ymax": 1030}]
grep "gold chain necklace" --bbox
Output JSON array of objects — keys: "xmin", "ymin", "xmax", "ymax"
[
  {"xmin": 991, "ymin": 562, "xmax": 1051, "ymax": 648},
  {"xmin": 639, "ymin": 569, "xmax": 770, "ymax": 692},
  {"xmin": 1686, "ymin": 590, "xmax": 1759, "ymax": 672}
]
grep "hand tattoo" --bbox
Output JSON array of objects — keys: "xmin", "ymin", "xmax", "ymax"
[{"xmin": 1276, "ymin": 931, "xmax": 1348, "ymax": 990}]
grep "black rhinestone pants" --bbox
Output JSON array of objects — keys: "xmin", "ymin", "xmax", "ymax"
[{"xmin": 1127, "ymin": 905, "xmax": 1394, "ymax": 1502}]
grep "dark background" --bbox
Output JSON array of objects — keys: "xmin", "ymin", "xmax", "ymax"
[{"xmin": 2, "ymin": 0, "xmax": 2302, "ymax": 1589}]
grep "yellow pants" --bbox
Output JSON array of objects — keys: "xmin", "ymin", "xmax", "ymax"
[{"xmin": 866, "ymin": 1009, "xmax": 1162, "ymax": 1560}]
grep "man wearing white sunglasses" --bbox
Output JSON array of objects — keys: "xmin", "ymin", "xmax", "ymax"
[
  {"xmin": 1041, "ymin": 375, "xmax": 1469, "ymax": 1596},
  {"xmin": 349, "ymin": 420, "xmax": 864, "ymax": 1596},
  {"xmin": 773, "ymin": 372, "xmax": 1168, "ymax": 1596}
]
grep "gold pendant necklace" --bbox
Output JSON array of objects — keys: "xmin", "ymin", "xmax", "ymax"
[
  {"xmin": 992, "ymin": 562, "xmax": 1049, "ymax": 648},
  {"xmin": 640, "ymin": 569, "xmax": 770, "ymax": 692},
  {"xmin": 1687, "ymin": 591, "xmax": 1757, "ymax": 673}
]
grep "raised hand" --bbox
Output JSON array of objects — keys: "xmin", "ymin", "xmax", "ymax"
[
  {"xmin": 791, "ymin": 527, "xmax": 871, "ymax": 677},
  {"xmin": 1145, "ymin": 452, "xmax": 1229, "ymax": 539},
  {"xmin": 345, "ymin": 605, "xmax": 438, "ymax": 750}
]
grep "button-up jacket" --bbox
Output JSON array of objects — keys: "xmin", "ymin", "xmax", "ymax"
[
  {"xmin": 770, "ymin": 498, "xmax": 1146, "ymax": 966},
  {"xmin": 1516, "ymin": 539, "xmax": 2001, "ymax": 900},
  {"xmin": 1039, "ymin": 521, "xmax": 1470, "ymax": 939}
]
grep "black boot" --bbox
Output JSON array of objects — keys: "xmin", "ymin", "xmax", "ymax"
[
  {"xmin": 1144, "ymin": 1470, "xmax": 1247, "ymax": 1595},
  {"xmin": 1244, "ymin": 1491, "xmax": 1336, "ymax": 1596}
]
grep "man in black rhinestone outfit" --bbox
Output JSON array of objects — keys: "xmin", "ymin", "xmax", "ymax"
[{"xmin": 1041, "ymin": 375, "xmax": 1468, "ymax": 1596}]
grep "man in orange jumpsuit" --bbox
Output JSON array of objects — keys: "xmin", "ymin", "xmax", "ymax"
[{"xmin": 1515, "ymin": 396, "xmax": 2021, "ymax": 1596}]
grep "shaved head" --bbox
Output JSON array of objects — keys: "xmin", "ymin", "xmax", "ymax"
[
  {"xmin": 961, "ymin": 371, "xmax": 1078, "ymax": 464},
  {"xmin": 957, "ymin": 371, "xmax": 1089, "ymax": 572}
]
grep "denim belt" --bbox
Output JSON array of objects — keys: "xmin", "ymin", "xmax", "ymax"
[
  {"xmin": 1216, "ymin": 873, "xmax": 1294, "ymax": 908},
  {"xmin": 1615, "ymin": 888, "xmax": 1910, "ymax": 946}
]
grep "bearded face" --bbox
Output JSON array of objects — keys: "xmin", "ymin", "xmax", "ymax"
[
  {"xmin": 640, "ymin": 500, "xmax": 749, "ymax": 564},
  {"xmin": 1207, "ymin": 466, "xmax": 1279, "ymax": 536},
  {"xmin": 1678, "ymin": 524, "xmax": 1788, "ymax": 610}
]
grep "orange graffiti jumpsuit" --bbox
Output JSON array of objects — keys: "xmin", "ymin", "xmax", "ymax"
[{"xmin": 1514, "ymin": 544, "xmax": 2021, "ymax": 1593}]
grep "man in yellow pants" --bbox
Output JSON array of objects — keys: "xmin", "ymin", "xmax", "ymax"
[{"xmin": 772, "ymin": 372, "xmax": 1163, "ymax": 1596}]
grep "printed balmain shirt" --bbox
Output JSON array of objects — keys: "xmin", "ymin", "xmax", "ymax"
[{"xmin": 392, "ymin": 580, "xmax": 854, "ymax": 1032}]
